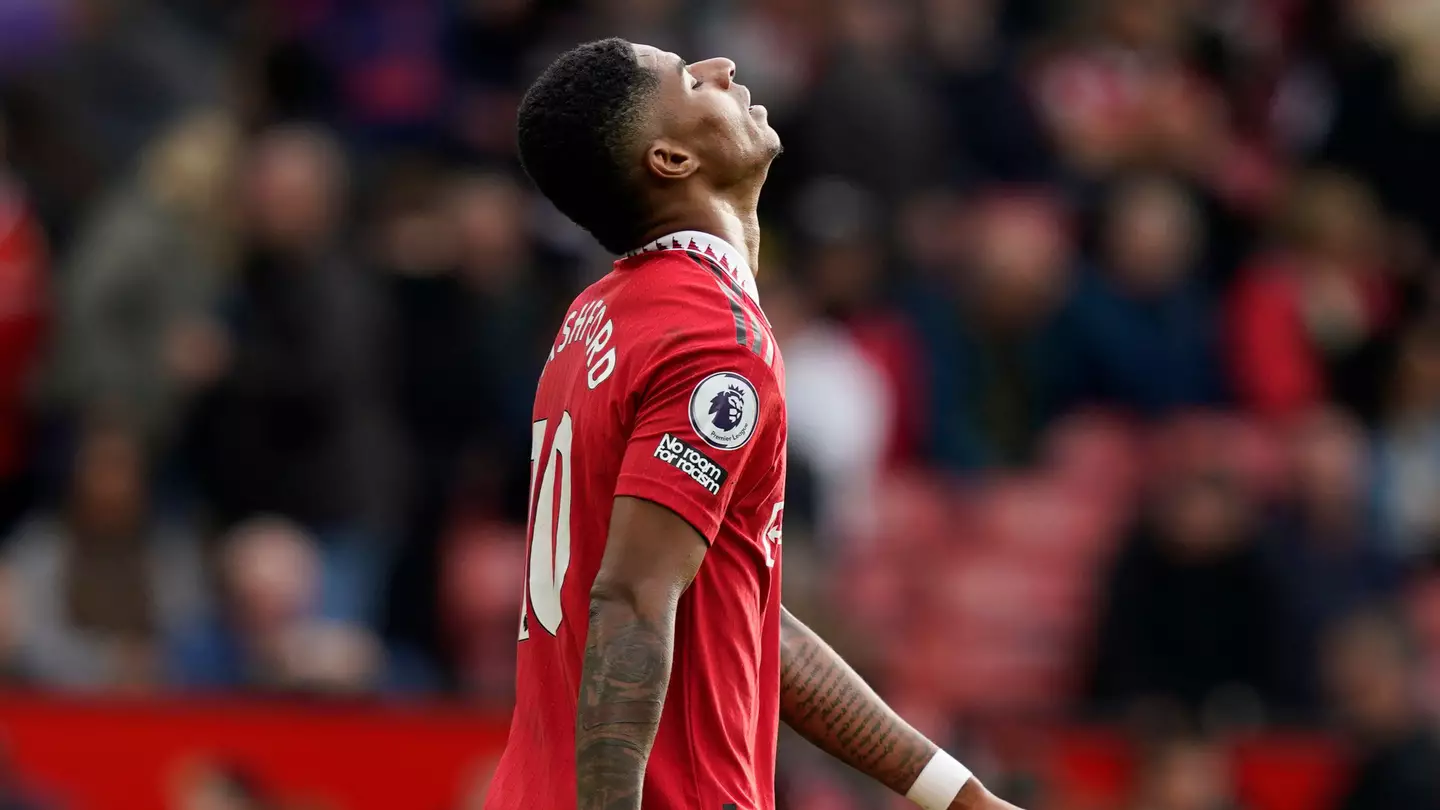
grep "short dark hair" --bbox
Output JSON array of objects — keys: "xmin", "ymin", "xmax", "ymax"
[{"xmin": 516, "ymin": 38, "xmax": 661, "ymax": 254}]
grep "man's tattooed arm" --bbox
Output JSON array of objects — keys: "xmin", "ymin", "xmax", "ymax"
[
  {"xmin": 779, "ymin": 607, "xmax": 1014, "ymax": 810},
  {"xmin": 575, "ymin": 496, "xmax": 708, "ymax": 810},
  {"xmin": 575, "ymin": 588, "xmax": 677, "ymax": 810},
  {"xmin": 778, "ymin": 606, "xmax": 935, "ymax": 793}
]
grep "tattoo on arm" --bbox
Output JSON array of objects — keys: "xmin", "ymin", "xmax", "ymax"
[
  {"xmin": 575, "ymin": 596, "xmax": 675, "ymax": 810},
  {"xmin": 779, "ymin": 607, "xmax": 938, "ymax": 797}
]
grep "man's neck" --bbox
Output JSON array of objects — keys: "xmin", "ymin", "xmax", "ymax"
[{"xmin": 641, "ymin": 189, "xmax": 762, "ymax": 274}]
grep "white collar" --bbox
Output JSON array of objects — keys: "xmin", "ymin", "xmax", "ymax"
[{"xmin": 624, "ymin": 230, "xmax": 760, "ymax": 304}]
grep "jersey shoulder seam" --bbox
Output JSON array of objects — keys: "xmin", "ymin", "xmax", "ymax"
[
  {"xmin": 676, "ymin": 250, "xmax": 776, "ymax": 369},
  {"xmin": 620, "ymin": 251, "xmax": 777, "ymax": 378}
]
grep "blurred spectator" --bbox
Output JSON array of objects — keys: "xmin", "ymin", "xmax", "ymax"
[
  {"xmin": 171, "ymin": 757, "xmax": 332, "ymax": 810},
  {"xmin": 1069, "ymin": 173, "xmax": 1225, "ymax": 416},
  {"xmin": 1374, "ymin": 320, "xmax": 1440, "ymax": 564},
  {"xmin": 1266, "ymin": 410, "xmax": 1397, "ymax": 715},
  {"xmin": 1321, "ymin": 0, "xmax": 1440, "ymax": 262},
  {"xmin": 0, "ymin": 121, "xmax": 48, "ymax": 539},
  {"xmin": 378, "ymin": 170, "xmax": 550, "ymax": 677},
  {"xmin": 383, "ymin": 168, "xmax": 548, "ymax": 515},
  {"xmin": 912, "ymin": 192, "xmax": 1080, "ymax": 470},
  {"xmin": 277, "ymin": 618, "xmax": 385, "ymax": 697},
  {"xmin": 894, "ymin": 189, "xmax": 971, "ymax": 285},
  {"xmin": 792, "ymin": 179, "xmax": 926, "ymax": 468},
  {"xmin": 1031, "ymin": 0, "xmax": 1230, "ymax": 183},
  {"xmin": 1406, "ymin": 574, "xmax": 1440, "ymax": 712},
  {"xmin": 1324, "ymin": 608, "xmax": 1440, "ymax": 810},
  {"xmin": 446, "ymin": 0, "xmax": 547, "ymax": 159},
  {"xmin": 0, "ymin": 0, "xmax": 223, "ymax": 237},
  {"xmin": 253, "ymin": 0, "xmax": 449, "ymax": 147},
  {"xmin": 766, "ymin": 274, "xmax": 889, "ymax": 542},
  {"xmin": 50, "ymin": 110, "xmax": 240, "ymax": 448},
  {"xmin": 184, "ymin": 125, "xmax": 403, "ymax": 622},
  {"xmin": 1091, "ymin": 422, "xmax": 1285, "ymax": 719},
  {"xmin": 1228, "ymin": 170, "xmax": 1396, "ymax": 422},
  {"xmin": 776, "ymin": 183, "xmax": 925, "ymax": 534},
  {"xmin": 443, "ymin": 172, "xmax": 553, "ymax": 513},
  {"xmin": 439, "ymin": 520, "xmax": 524, "ymax": 702},
  {"xmin": 1030, "ymin": 0, "xmax": 1281, "ymax": 287},
  {"xmin": 919, "ymin": 0, "xmax": 1058, "ymax": 186},
  {"xmin": 790, "ymin": 0, "xmax": 941, "ymax": 206},
  {"xmin": 172, "ymin": 760, "xmax": 271, "ymax": 810},
  {"xmin": 0, "ymin": 743, "xmax": 53, "ymax": 810},
  {"xmin": 3, "ymin": 417, "xmax": 204, "ymax": 691},
  {"xmin": 168, "ymin": 515, "xmax": 383, "ymax": 694},
  {"xmin": 1128, "ymin": 733, "xmax": 1242, "ymax": 810}
]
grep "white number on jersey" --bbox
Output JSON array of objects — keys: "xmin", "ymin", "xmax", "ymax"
[{"xmin": 519, "ymin": 412, "xmax": 574, "ymax": 639}]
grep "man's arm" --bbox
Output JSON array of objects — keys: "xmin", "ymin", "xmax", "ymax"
[
  {"xmin": 576, "ymin": 495, "xmax": 708, "ymax": 810},
  {"xmin": 779, "ymin": 607, "xmax": 1021, "ymax": 810}
]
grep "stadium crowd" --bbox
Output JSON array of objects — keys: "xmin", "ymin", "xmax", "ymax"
[{"xmin": 1, "ymin": 0, "xmax": 1440, "ymax": 807}]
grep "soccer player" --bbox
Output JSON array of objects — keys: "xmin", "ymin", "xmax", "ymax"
[{"xmin": 484, "ymin": 38, "xmax": 1024, "ymax": 810}]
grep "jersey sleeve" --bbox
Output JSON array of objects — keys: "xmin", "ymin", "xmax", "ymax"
[{"xmin": 614, "ymin": 319, "xmax": 782, "ymax": 544}]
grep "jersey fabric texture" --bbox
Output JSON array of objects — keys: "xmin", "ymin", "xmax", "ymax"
[{"xmin": 485, "ymin": 232, "xmax": 787, "ymax": 810}]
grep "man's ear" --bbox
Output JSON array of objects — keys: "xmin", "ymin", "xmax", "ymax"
[{"xmin": 645, "ymin": 139, "xmax": 698, "ymax": 181}]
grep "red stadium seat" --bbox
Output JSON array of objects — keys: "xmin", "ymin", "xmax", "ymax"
[
  {"xmin": 968, "ymin": 476, "xmax": 1125, "ymax": 561},
  {"xmin": 1043, "ymin": 411, "xmax": 1145, "ymax": 508},
  {"xmin": 1233, "ymin": 735, "xmax": 1348, "ymax": 810}
]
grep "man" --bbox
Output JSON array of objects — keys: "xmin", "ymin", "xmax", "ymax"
[
  {"xmin": 1326, "ymin": 609, "xmax": 1440, "ymax": 810},
  {"xmin": 485, "ymin": 38, "xmax": 1022, "ymax": 810}
]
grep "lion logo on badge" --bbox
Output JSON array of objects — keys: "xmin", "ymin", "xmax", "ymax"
[
  {"xmin": 690, "ymin": 373, "xmax": 759, "ymax": 450},
  {"xmin": 708, "ymin": 385, "xmax": 746, "ymax": 431}
]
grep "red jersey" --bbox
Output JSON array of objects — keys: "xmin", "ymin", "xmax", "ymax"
[{"xmin": 485, "ymin": 231, "xmax": 787, "ymax": 810}]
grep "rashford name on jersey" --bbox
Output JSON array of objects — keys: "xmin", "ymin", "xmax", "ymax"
[
  {"xmin": 548, "ymin": 294, "xmax": 619, "ymax": 390},
  {"xmin": 484, "ymin": 232, "xmax": 788, "ymax": 810}
]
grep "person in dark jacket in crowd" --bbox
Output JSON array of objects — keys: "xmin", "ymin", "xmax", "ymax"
[
  {"xmin": 1326, "ymin": 608, "xmax": 1440, "ymax": 810},
  {"xmin": 185, "ymin": 125, "xmax": 404, "ymax": 624}
]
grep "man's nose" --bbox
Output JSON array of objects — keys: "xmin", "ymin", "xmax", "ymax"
[{"xmin": 692, "ymin": 57, "xmax": 736, "ymax": 88}]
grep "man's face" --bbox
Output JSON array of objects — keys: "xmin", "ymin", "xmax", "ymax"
[{"xmin": 633, "ymin": 44, "xmax": 781, "ymax": 187}]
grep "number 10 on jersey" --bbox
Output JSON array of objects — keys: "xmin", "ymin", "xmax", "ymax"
[{"xmin": 519, "ymin": 412, "xmax": 573, "ymax": 640}]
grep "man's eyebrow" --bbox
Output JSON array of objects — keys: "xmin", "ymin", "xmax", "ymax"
[{"xmin": 676, "ymin": 57, "xmax": 687, "ymax": 77}]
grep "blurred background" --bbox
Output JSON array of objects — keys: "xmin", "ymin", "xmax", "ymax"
[{"xmin": 0, "ymin": 0, "xmax": 1439, "ymax": 807}]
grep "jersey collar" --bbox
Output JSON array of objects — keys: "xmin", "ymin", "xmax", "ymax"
[{"xmin": 624, "ymin": 230, "xmax": 760, "ymax": 304}]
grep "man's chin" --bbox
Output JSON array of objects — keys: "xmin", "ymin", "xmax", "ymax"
[
  {"xmin": 751, "ymin": 144, "xmax": 782, "ymax": 180},
  {"xmin": 764, "ymin": 134, "xmax": 784, "ymax": 161},
  {"xmin": 731, "ymin": 139, "xmax": 782, "ymax": 188}
]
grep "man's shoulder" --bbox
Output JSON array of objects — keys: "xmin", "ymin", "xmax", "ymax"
[{"xmin": 541, "ymin": 254, "xmax": 766, "ymax": 394}]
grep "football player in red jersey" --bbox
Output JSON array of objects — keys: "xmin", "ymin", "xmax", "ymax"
[{"xmin": 484, "ymin": 38, "xmax": 1024, "ymax": 810}]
